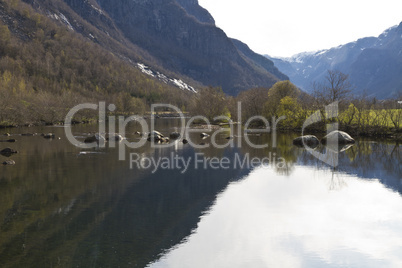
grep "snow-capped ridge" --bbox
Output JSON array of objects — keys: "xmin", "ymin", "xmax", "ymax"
[
  {"xmin": 285, "ymin": 49, "xmax": 328, "ymax": 63},
  {"xmin": 267, "ymin": 22, "xmax": 402, "ymax": 99}
]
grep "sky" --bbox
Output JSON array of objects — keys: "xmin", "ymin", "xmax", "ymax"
[{"xmin": 198, "ymin": 0, "xmax": 402, "ymax": 58}]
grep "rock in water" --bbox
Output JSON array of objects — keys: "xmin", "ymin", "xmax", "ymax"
[
  {"xmin": 160, "ymin": 137, "xmax": 170, "ymax": 143},
  {"xmin": 106, "ymin": 134, "xmax": 124, "ymax": 141},
  {"xmin": 2, "ymin": 160, "xmax": 16, "ymax": 165},
  {"xmin": 200, "ymin": 133, "xmax": 210, "ymax": 138},
  {"xmin": 169, "ymin": 132, "xmax": 181, "ymax": 139},
  {"xmin": 0, "ymin": 139, "xmax": 16, "ymax": 143},
  {"xmin": 321, "ymin": 131, "xmax": 355, "ymax": 145},
  {"xmin": 325, "ymin": 143, "xmax": 355, "ymax": 153},
  {"xmin": 84, "ymin": 133, "xmax": 106, "ymax": 144},
  {"xmin": 0, "ymin": 148, "xmax": 18, "ymax": 157},
  {"xmin": 148, "ymin": 131, "xmax": 164, "ymax": 142},
  {"xmin": 43, "ymin": 133, "xmax": 56, "ymax": 139},
  {"xmin": 293, "ymin": 135, "xmax": 320, "ymax": 147},
  {"xmin": 150, "ymin": 130, "xmax": 164, "ymax": 137}
]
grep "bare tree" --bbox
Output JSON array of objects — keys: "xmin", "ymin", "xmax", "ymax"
[
  {"xmin": 236, "ymin": 87, "xmax": 269, "ymax": 123},
  {"xmin": 313, "ymin": 70, "xmax": 354, "ymax": 105},
  {"xmin": 385, "ymin": 92, "xmax": 402, "ymax": 129},
  {"xmin": 312, "ymin": 70, "xmax": 354, "ymax": 124},
  {"xmin": 189, "ymin": 86, "xmax": 228, "ymax": 121}
]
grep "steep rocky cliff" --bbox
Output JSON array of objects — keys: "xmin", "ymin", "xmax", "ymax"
[
  {"xmin": 175, "ymin": 0, "xmax": 215, "ymax": 24},
  {"xmin": 90, "ymin": 0, "xmax": 284, "ymax": 95}
]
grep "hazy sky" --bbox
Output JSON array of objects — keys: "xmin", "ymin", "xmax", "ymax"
[{"xmin": 198, "ymin": 0, "xmax": 402, "ymax": 57}]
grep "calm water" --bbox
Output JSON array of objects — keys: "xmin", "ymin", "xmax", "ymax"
[{"xmin": 0, "ymin": 120, "xmax": 401, "ymax": 268}]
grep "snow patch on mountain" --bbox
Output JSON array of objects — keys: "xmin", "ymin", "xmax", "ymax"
[
  {"xmin": 49, "ymin": 13, "xmax": 74, "ymax": 31},
  {"xmin": 90, "ymin": 4, "xmax": 103, "ymax": 15},
  {"xmin": 136, "ymin": 63, "xmax": 197, "ymax": 93}
]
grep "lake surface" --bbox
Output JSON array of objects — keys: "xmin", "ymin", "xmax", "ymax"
[{"xmin": 0, "ymin": 120, "xmax": 401, "ymax": 268}]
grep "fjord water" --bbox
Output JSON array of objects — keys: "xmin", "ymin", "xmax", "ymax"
[{"xmin": 0, "ymin": 120, "xmax": 401, "ymax": 268}]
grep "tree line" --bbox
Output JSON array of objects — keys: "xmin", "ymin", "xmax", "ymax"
[{"xmin": 188, "ymin": 70, "xmax": 401, "ymax": 139}]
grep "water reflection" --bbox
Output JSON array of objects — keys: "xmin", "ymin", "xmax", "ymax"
[
  {"xmin": 148, "ymin": 167, "xmax": 402, "ymax": 268},
  {"xmin": 0, "ymin": 122, "xmax": 400, "ymax": 267},
  {"xmin": 70, "ymin": 149, "xmax": 249, "ymax": 267}
]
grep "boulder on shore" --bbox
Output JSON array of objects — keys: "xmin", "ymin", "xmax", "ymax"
[
  {"xmin": 293, "ymin": 135, "xmax": 320, "ymax": 147},
  {"xmin": 321, "ymin": 131, "xmax": 355, "ymax": 145}
]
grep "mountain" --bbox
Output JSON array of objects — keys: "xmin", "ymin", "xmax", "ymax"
[
  {"xmin": 268, "ymin": 22, "xmax": 402, "ymax": 99},
  {"xmin": 0, "ymin": 0, "xmax": 208, "ymax": 127},
  {"xmin": 175, "ymin": 0, "xmax": 215, "ymax": 24},
  {"xmin": 22, "ymin": 0, "xmax": 286, "ymax": 96},
  {"xmin": 94, "ymin": 0, "xmax": 287, "ymax": 95},
  {"xmin": 231, "ymin": 38, "xmax": 288, "ymax": 82}
]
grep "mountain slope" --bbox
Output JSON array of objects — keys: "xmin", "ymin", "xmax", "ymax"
[
  {"xmin": 56, "ymin": 0, "xmax": 286, "ymax": 95},
  {"xmin": 175, "ymin": 0, "xmax": 215, "ymax": 24},
  {"xmin": 231, "ymin": 38, "xmax": 288, "ymax": 82},
  {"xmin": 268, "ymin": 22, "xmax": 402, "ymax": 99},
  {"xmin": 0, "ymin": 0, "xmax": 197, "ymax": 126}
]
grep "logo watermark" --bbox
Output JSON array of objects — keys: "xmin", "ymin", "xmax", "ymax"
[
  {"xmin": 129, "ymin": 152, "xmax": 287, "ymax": 174},
  {"xmin": 64, "ymin": 102, "xmax": 285, "ymax": 158},
  {"xmin": 64, "ymin": 101, "xmax": 341, "ymax": 172},
  {"xmin": 301, "ymin": 102, "xmax": 340, "ymax": 167}
]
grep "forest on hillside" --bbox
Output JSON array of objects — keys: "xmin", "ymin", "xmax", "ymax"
[{"xmin": 0, "ymin": 0, "xmax": 192, "ymax": 127}]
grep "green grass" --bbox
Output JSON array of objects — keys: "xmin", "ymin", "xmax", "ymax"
[{"xmin": 340, "ymin": 108, "xmax": 401, "ymax": 129}]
